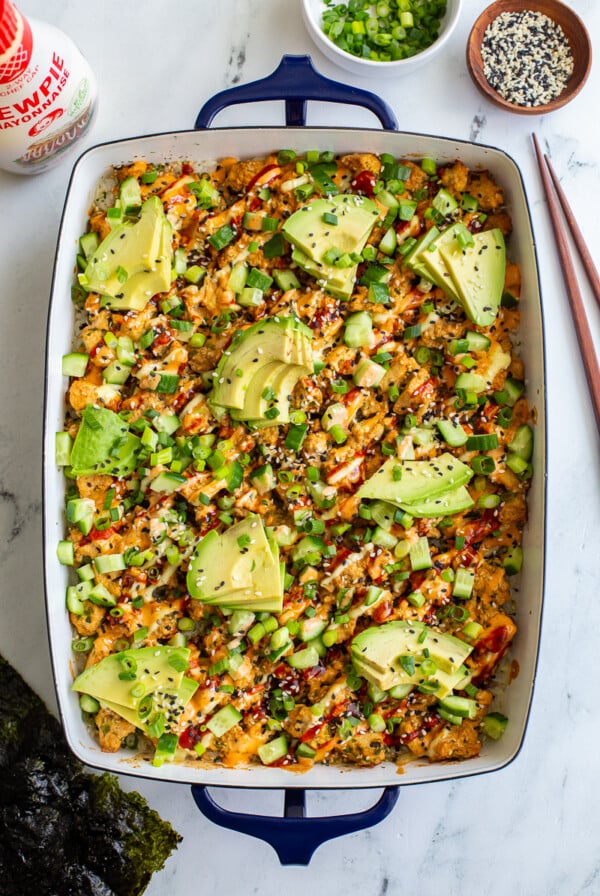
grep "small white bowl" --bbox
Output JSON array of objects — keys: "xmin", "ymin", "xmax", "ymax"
[{"xmin": 302, "ymin": 0, "xmax": 463, "ymax": 78}]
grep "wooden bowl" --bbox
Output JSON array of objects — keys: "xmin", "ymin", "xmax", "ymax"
[{"xmin": 466, "ymin": 0, "xmax": 592, "ymax": 114}]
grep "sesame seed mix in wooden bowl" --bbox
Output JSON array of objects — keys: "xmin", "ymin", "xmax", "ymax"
[{"xmin": 466, "ymin": 0, "xmax": 591, "ymax": 114}]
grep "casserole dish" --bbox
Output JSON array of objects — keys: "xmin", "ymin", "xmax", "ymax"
[{"xmin": 43, "ymin": 56, "xmax": 546, "ymax": 863}]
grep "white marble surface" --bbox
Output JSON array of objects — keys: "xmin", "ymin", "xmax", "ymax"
[{"xmin": 1, "ymin": 1, "xmax": 599, "ymax": 893}]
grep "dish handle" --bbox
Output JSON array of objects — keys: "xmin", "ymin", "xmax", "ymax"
[
  {"xmin": 191, "ymin": 785, "xmax": 399, "ymax": 865},
  {"xmin": 194, "ymin": 54, "xmax": 398, "ymax": 130}
]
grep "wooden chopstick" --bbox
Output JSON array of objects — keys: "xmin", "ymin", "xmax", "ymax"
[
  {"xmin": 543, "ymin": 152, "xmax": 600, "ymax": 312},
  {"xmin": 531, "ymin": 133, "xmax": 600, "ymax": 435}
]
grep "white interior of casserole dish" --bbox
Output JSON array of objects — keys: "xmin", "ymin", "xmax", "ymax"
[{"xmin": 44, "ymin": 127, "xmax": 546, "ymax": 788}]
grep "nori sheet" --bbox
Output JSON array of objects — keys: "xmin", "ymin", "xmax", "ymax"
[{"xmin": 0, "ymin": 655, "xmax": 181, "ymax": 896}]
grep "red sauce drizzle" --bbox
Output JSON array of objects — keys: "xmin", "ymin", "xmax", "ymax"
[{"xmin": 351, "ymin": 170, "xmax": 377, "ymax": 196}]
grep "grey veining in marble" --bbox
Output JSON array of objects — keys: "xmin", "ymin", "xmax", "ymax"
[{"xmin": 1, "ymin": 2, "xmax": 599, "ymax": 894}]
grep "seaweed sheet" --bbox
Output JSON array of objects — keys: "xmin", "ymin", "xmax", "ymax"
[{"xmin": 0, "ymin": 655, "xmax": 181, "ymax": 896}]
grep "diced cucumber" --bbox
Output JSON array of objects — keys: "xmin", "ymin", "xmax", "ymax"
[
  {"xmin": 206, "ymin": 704, "xmax": 242, "ymax": 737},
  {"xmin": 228, "ymin": 262, "xmax": 248, "ymax": 294},
  {"xmin": 438, "ymin": 706, "xmax": 464, "ymax": 726},
  {"xmin": 300, "ymin": 617, "xmax": 327, "ymax": 642},
  {"xmin": 149, "ymin": 471, "xmax": 186, "ymax": 494},
  {"xmin": 102, "ymin": 360, "xmax": 131, "ymax": 385},
  {"xmin": 452, "ymin": 566, "xmax": 474, "ymax": 600},
  {"xmin": 371, "ymin": 527, "xmax": 398, "ymax": 550},
  {"xmin": 462, "ymin": 620, "xmax": 483, "ymax": 641},
  {"xmin": 365, "ymin": 585, "xmax": 384, "ymax": 606},
  {"xmin": 87, "ymin": 584, "xmax": 117, "ymax": 607},
  {"xmin": 464, "ymin": 330, "xmax": 491, "ymax": 352},
  {"xmin": 291, "ymin": 535, "xmax": 326, "ymax": 566},
  {"xmin": 370, "ymin": 501, "xmax": 396, "ymax": 531},
  {"xmin": 93, "ymin": 553, "xmax": 126, "ymax": 575},
  {"xmin": 66, "ymin": 584, "xmax": 87, "ymax": 615},
  {"xmin": 258, "ymin": 734, "xmax": 288, "ymax": 765},
  {"xmin": 55, "ymin": 431, "xmax": 72, "ymax": 466},
  {"xmin": 119, "ymin": 176, "xmax": 142, "ymax": 212},
  {"xmin": 66, "ymin": 497, "xmax": 95, "ymax": 536},
  {"xmin": 432, "ymin": 187, "xmax": 458, "ymax": 217},
  {"xmin": 153, "ymin": 732, "xmax": 179, "ymax": 767},
  {"xmin": 437, "ymin": 694, "xmax": 477, "ymax": 719},
  {"xmin": 296, "ymin": 742, "xmax": 316, "ymax": 759},
  {"xmin": 367, "ymin": 681, "xmax": 387, "ymax": 703},
  {"xmin": 79, "ymin": 231, "xmax": 99, "ymax": 260},
  {"xmin": 250, "ymin": 463, "xmax": 276, "ymax": 494},
  {"xmin": 482, "ymin": 711, "xmax": 508, "ymax": 740},
  {"xmin": 56, "ymin": 540, "xmax": 75, "ymax": 566},
  {"xmin": 286, "ymin": 645, "xmax": 320, "ymax": 670},
  {"xmin": 494, "ymin": 377, "xmax": 524, "ymax": 407},
  {"xmin": 154, "ymin": 413, "xmax": 180, "ymax": 435},
  {"xmin": 79, "ymin": 694, "xmax": 100, "ymax": 714},
  {"xmin": 411, "ymin": 426, "xmax": 435, "ymax": 447},
  {"xmin": 344, "ymin": 311, "xmax": 373, "ymax": 348},
  {"xmin": 436, "ymin": 419, "xmax": 468, "ymax": 447},
  {"xmin": 508, "ymin": 424, "xmax": 533, "ymax": 461},
  {"xmin": 273, "ymin": 269, "xmax": 301, "ymax": 291},
  {"xmin": 238, "ymin": 286, "xmax": 265, "ymax": 307},
  {"xmin": 406, "ymin": 590, "xmax": 425, "ymax": 608},
  {"xmin": 455, "ymin": 372, "xmax": 487, "ymax": 393},
  {"xmin": 409, "ymin": 536, "xmax": 432, "ymax": 571},
  {"xmin": 230, "ymin": 610, "xmax": 256, "ymax": 637},
  {"xmin": 174, "ymin": 246, "xmax": 188, "ymax": 275},
  {"xmin": 505, "ymin": 454, "xmax": 529, "ymax": 476},
  {"xmin": 307, "ymin": 480, "xmax": 337, "ymax": 510},
  {"xmin": 242, "ymin": 211, "xmax": 263, "ymax": 231},
  {"xmin": 77, "ymin": 563, "xmax": 95, "ymax": 582},
  {"xmin": 321, "ymin": 403, "xmax": 347, "ymax": 431},
  {"xmin": 503, "ymin": 545, "xmax": 523, "ymax": 576},
  {"xmin": 353, "ymin": 358, "xmax": 386, "ymax": 388},
  {"xmin": 376, "ymin": 189, "xmax": 399, "ymax": 210},
  {"xmin": 379, "ymin": 226, "xmax": 397, "ymax": 256},
  {"xmin": 116, "ymin": 335, "xmax": 136, "ymax": 366},
  {"xmin": 62, "ymin": 352, "xmax": 89, "ymax": 378},
  {"xmin": 184, "ymin": 264, "xmax": 206, "ymax": 284},
  {"xmin": 270, "ymin": 626, "xmax": 291, "ymax": 651}
]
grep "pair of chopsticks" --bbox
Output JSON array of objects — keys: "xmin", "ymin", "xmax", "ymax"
[{"xmin": 532, "ymin": 134, "xmax": 600, "ymax": 435}]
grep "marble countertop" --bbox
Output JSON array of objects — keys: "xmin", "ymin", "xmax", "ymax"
[{"xmin": 1, "ymin": 1, "xmax": 599, "ymax": 893}]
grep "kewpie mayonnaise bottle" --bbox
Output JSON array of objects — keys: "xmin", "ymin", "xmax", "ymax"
[{"xmin": 0, "ymin": 0, "xmax": 97, "ymax": 174}]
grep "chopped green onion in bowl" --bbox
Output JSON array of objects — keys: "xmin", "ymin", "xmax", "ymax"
[{"xmin": 302, "ymin": 0, "xmax": 462, "ymax": 77}]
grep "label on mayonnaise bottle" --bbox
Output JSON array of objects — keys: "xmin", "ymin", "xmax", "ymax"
[{"xmin": 0, "ymin": 2, "xmax": 97, "ymax": 175}]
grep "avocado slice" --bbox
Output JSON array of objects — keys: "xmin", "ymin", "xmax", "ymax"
[
  {"xmin": 397, "ymin": 484, "xmax": 474, "ymax": 518},
  {"xmin": 186, "ymin": 528, "xmax": 253, "ymax": 600},
  {"xmin": 291, "ymin": 248, "xmax": 358, "ymax": 300},
  {"xmin": 101, "ymin": 675, "xmax": 199, "ymax": 733},
  {"xmin": 438, "ymin": 228, "xmax": 506, "ymax": 327},
  {"xmin": 413, "ymin": 223, "xmax": 465, "ymax": 300},
  {"xmin": 187, "ymin": 515, "xmax": 283, "ymax": 612},
  {"xmin": 81, "ymin": 196, "xmax": 173, "ymax": 311},
  {"xmin": 351, "ymin": 621, "xmax": 473, "ymax": 697},
  {"xmin": 232, "ymin": 361, "xmax": 308, "ymax": 425},
  {"xmin": 402, "ymin": 226, "xmax": 440, "ymax": 281},
  {"xmin": 212, "ymin": 316, "xmax": 312, "ymax": 423},
  {"xmin": 71, "ymin": 646, "xmax": 190, "ymax": 709},
  {"xmin": 212, "ymin": 317, "xmax": 311, "ymax": 411},
  {"xmin": 187, "ymin": 515, "xmax": 271, "ymax": 600},
  {"xmin": 283, "ymin": 193, "xmax": 380, "ymax": 299},
  {"xmin": 69, "ymin": 404, "xmax": 141, "ymax": 477},
  {"xmin": 352, "ymin": 654, "xmax": 468, "ymax": 699},
  {"xmin": 283, "ymin": 193, "xmax": 380, "ymax": 263},
  {"xmin": 352, "ymin": 621, "xmax": 472, "ymax": 676},
  {"xmin": 356, "ymin": 453, "xmax": 473, "ymax": 505}
]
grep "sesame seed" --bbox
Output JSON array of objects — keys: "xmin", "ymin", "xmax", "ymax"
[{"xmin": 481, "ymin": 11, "xmax": 574, "ymax": 108}]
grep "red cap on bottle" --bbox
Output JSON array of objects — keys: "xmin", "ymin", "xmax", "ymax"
[{"xmin": 0, "ymin": 0, "xmax": 33, "ymax": 85}]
